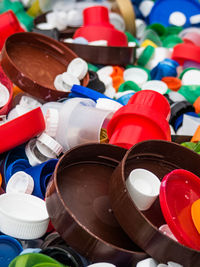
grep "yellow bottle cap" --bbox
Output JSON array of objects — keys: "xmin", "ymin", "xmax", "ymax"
[{"xmin": 141, "ymin": 39, "xmax": 158, "ymax": 48}]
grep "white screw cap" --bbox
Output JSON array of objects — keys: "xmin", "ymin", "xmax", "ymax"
[{"xmin": 67, "ymin": 57, "xmax": 88, "ymax": 80}]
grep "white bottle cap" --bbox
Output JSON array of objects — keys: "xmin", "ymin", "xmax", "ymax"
[
  {"xmin": 168, "ymin": 91, "xmax": 186, "ymax": 102},
  {"xmin": 104, "ymin": 86, "xmax": 116, "ymax": 98},
  {"xmin": 45, "ymin": 108, "xmax": 59, "ymax": 137},
  {"xmin": 141, "ymin": 80, "xmax": 168, "ymax": 94},
  {"xmin": 89, "ymin": 40, "xmax": 108, "ymax": 46},
  {"xmin": 190, "ymin": 14, "xmax": 200, "ymax": 25},
  {"xmin": 19, "ymin": 95, "xmax": 42, "ymax": 110},
  {"xmin": 63, "ymin": 38, "xmax": 74, "ymax": 43},
  {"xmin": 46, "ymin": 11, "xmax": 57, "ymax": 28},
  {"xmin": 87, "ymin": 264, "xmax": 116, "ymax": 267},
  {"xmin": 128, "ymin": 42, "xmax": 137, "ymax": 47},
  {"xmin": 136, "ymin": 258, "xmax": 158, "ymax": 267},
  {"xmin": 0, "ymin": 83, "xmax": 9, "ymax": 108},
  {"xmin": 36, "ymin": 133, "xmax": 63, "ymax": 157},
  {"xmin": 67, "ymin": 9, "xmax": 83, "ymax": 27},
  {"xmin": 97, "ymin": 74, "xmax": 113, "ymax": 89},
  {"xmin": 6, "ymin": 171, "xmax": 34, "ymax": 195},
  {"xmin": 56, "ymin": 11, "xmax": 68, "ymax": 28},
  {"xmin": 36, "ymin": 23, "xmax": 54, "ymax": 30},
  {"xmin": 157, "ymin": 265, "xmax": 168, "ymax": 267},
  {"xmin": 139, "ymin": 0, "xmax": 154, "ymax": 18},
  {"xmin": 96, "ymin": 98, "xmax": 123, "ymax": 112},
  {"xmin": 62, "ymin": 72, "xmax": 80, "ymax": 89},
  {"xmin": 168, "ymin": 262, "xmax": 183, "ymax": 267},
  {"xmin": 123, "ymin": 67, "xmax": 149, "ymax": 87},
  {"xmin": 54, "ymin": 74, "xmax": 70, "ymax": 92},
  {"xmin": 181, "ymin": 69, "xmax": 200, "ymax": 85},
  {"xmin": 97, "ymin": 66, "xmax": 113, "ymax": 77},
  {"xmin": 25, "ymin": 139, "xmax": 43, "ymax": 166},
  {"xmin": 109, "ymin": 12, "xmax": 125, "ymax": 32},
  {"xmin": 169, "ymin": 12, "xmax": 186, "ymax": 27},
  {"xmin": 67, "ymin": 58, "xmax": 88, "ymax": 80},
  {"xmin": 135, "ymin": 19, "xmax": 147, "ymax": 39}
]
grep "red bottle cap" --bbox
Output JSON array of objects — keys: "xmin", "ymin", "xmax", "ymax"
[
  {"xmin": 73, "ymin": 6, "xmax": 128, "ymax": 47},
  {"xmin": 172, "ymin": 43, "xmax": 200, "ymax": 65}
]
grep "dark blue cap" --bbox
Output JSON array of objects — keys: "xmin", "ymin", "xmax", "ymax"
[{"xmin": 150, "ymin": 59, "xmax": 179, "ymax": 80}]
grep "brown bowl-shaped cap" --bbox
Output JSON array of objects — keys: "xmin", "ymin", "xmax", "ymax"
[
  {"xmin": 46, "ymin": 143, "xmax": 147, "ymax": 266},
  {"xmin": 61, "ymin": 42, "xmax": 136, "ymax": 66},
  {"xmin": 0, "ymin": 32, "xmax": 89, "ymax": 101},
  {"xmin": 110, "ymin": 140, "xmax": 200, "ymax": 267}
]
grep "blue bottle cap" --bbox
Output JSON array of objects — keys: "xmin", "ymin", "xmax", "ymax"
[
  {"xmin": 149, "ymin": 0, "xmax": 200, "ymax": 27},
  {"xmin": 150, "ymin": 59, "xmax": 179, "ymax": 80},
  {"xmin": 25, "ymin": 159, "xmax": 58, "ymax": 199},
  {"xmin": 0, "ymin": 235, "xmax": 23, "ymax": 267},
  {"xmin": 5, "ymin": 159, "xmax": 31, "ymax": 184},
  {"xmin": 70, "ymin": 85, "xmax": 112, "ymax": 102},
  {"xmin": 117, "ymin": 92, "xmax": 135, "ymax": 105}
]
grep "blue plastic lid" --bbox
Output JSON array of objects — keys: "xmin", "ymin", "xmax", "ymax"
[
  {"xmin": 0, "ymin": 235, "xmax": 23, "ymax": 267},
  {"xmin": 5, "ymin": 159, "xmax": 31, "ymax": 184},
  {"xmin": 117, "ymin": 93, "xmax": 135, "ymax": 105},
  {"xmin": 149, "ymin": 0, "xmax": 200, "ymax": 27},
  {"xmin": 70, "ymin": 85, "xmax": 112, "ymax": 102},
  {"xmin": 174, "ymin": 111, "xmax": 199, "ymax": 131}
]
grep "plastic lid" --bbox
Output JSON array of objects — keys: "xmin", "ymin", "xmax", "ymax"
[
  {"xmin": 6, "ymin": 171, "xmax": 34, "ymax": 195},
  {"xmin": 169, "ymin": 12, "xmax": 186, "ymax": 27},
  {"xmin": 135, "ymin": 18, "xmax": 146, "ymax": 39},
  {"xmin": 137, "ymin": 45, "xmax": 155, "ymax": 67},
  {"xmin": 67, "ymin": 9, "xmax": 83, "ymax": 27},
  {"xmin": 136, "ymin": 258, "xmax": 158, "ymax": 267},
  {"xmin": 67, "ymin": 57, "xmax": 88, "ymax": 80},
  {"xmin": 97, "ymin": 66, "xmax": 113, "ymax": 78},
  {"xmin": 141, "ymin": 80, "xmax": 168, "ymax": 95},
  {"xmin": 89, "ymin": 40, "xmax": 108, "ymax": 46},
  {"xmin": 0, "ymin": 235, "xmax": 23, "ymax": 267},
  {"xmin": 36, "ymin": 133, "xmax": 63, "ymax": 157},
  {"xmin": 0, "ymin": 83, "xmax": 9, "ymax": 108},
  {"xmin": 109, "ymin": 12, "xmax": 125, "ymax": 32},
  {"xmin": 163, "ymin": 34, "xmax": 183, "ymax": 48},
  {"xmin": 45, "ymin": 108, "xmax": 59, "ymax": 137},
  {"xmin": 25, "ymin": 139, "xmax": 43, "ymax": 166},
  {"xmin": 162, "ymin": 77, "xmax": 182, "ymax": 91},
  {"xmin": 139, "ymin": 0, "xmax": 154, "ymax": 17},
  {"xmin": 123, "ymin": 67, "xmax": 150, "ymax": 86},
  {"xmin": 54, "ymin": 74, "xmax": 71, "ymax": 92},
  {"xmin": 96, "ymin": 98, "xmax": 122, "ymax": 112},
  {"xmin": 36, "ymin": 22, "xmax": 55, "ymax": 30},
  {"xmin": 141, "ymin": 39, "xmax": 158, "ymax": 48},
  {"xmin": 118, "ymin": 81, "xmax": 141, "ymax": 93},
  {"xmin": 180, "ymin": 69, "xmax": 200, "ymax": 85},
  {"xmin": 19, "ymin": 95, "xmax": 42, "ymax": 110},
  {"xmin": 62, "ymin": 72, "xmax": 80, "ymax": 89}
]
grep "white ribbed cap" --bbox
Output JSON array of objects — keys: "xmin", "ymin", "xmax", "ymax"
[
  {"xmin": 96, "ymin": 99, "xmax": 123, "ymax": 112},
  {"xmin": 97, "ymin": 66, "xmax": 113, "ymax": 77},
  {"xmin": 6, "ymin": 171, "xmax": 34, "ymax": 195},
  {"xmin": 67, "ymin": 57, "xmax": 88, "ymax": 80},
  {"xmin": 45, "ymin": 108, "xmax": 59, "ymax": 137},
  {"xmin": 25, "ymin": 139, "xmax": 43, "ymax": 167},
  {"xmin": 0, "ymin": 83, "xmax": 9, "ymax": 108},
  {"xmin": 36, "ymin": 133, "xmax": 63, "ymax": 157}
]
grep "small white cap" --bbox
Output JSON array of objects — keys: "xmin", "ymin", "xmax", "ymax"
[
  {"xmin": 104, "ymin": 86, "xmax": 116, "ymax": 98},
  {"xmin": 145, "ymin": 47, "xmax": 172, "ymax": 70},
  {"xmin": 46, "ymin": 11, "xmax": 57, "ymax": 28},
  {"xmin": 97, "ymin": 66, "xmax": 113, "ymax": 77},
  {"xmin": 0, "ymin": 83, "xmax": 9, "ymax": 108},
  {"xmin": 87, "ymin": 264, "xmax": 116, "ymax": 267},
  {"xmin": 67, "ymin": 58, "xmax": 88, "ymax": 80},
  {"xmin": 63, "ymin": 38, "xmax": 74, "ymax": 43},
  {"xmin": 19, "ymin": 95, "xmax": 42, "ymax": 110},
  {"xmin": 139, "ymin": 0, "xmax": 154, "ymax": 17},
  {"xmin": 98, "ymin": 74, "xmax": 113, "ymax": 89},
  {"xmin": 128, "ymin": 42, "xmax": 137, "ymax": 47},
  {"xmin": 190, "ymin": 14, "xmax": 200, "ymax": 25},
  {"xmin": 25, "ymin": 139, "xmax": 43, "ymax": 166},
  {"xmin": 54, "ymin": 74, "xmax": 70, "ymax": 92},
  {"xmin": 109, "ymin": 12, "xmax": 125, "ymax": 32},
  {"xmin": 36, "ymin": 23, "xmax": 54, "ymax": 30},
  {"xmin": 96, "ymin": 98, "xmax": 123, "ymax": 112},
  {"xmin": 135, "ymin": 19, "xmax": 147, "ymax": 39},
  {"xmin": 169, "ymin": 12, "xmax": 186, "ymax": 27},
  {"xmin": 62, "ymin": 72, "xmax": 80, "ymax": 89},
  {"xmin": 45, "ymin": 108, "xmax": 59, "ymax": 137},
  {"xmin": 89, "ymin": 40, "xmax": 108, "ymax": 46},
  {"xmin": 157, "ymin": 264, "xmax": 168, "ymax": 267},
  {"xmin": 67, "ymin": 9, "xmax": 83, "ymax": 27},
  {"xmin": 136, "ymin": 258, "xmax": 158, "ymax": 267},
  {"xmin": 168, "ymin": 262, "xmax": 183, "ymax": 267},
  {"xmin": 56, "ymin": 11, "xmax": 68, "ymax": 28},
  {"xmin": 36, "ymin": 133, "xmax": 63, "ymax": 157},
  {"xmin": 123, "ymin": 67, "xmax": 149, "ymax": 87},
  {"xmin": 141, "ymin": 80, "xmax": 168, "ymax": 94},
  {"xmin": 181, "ymin": 69, "xmax": 200, "ymax": 85},
  {"xmin": 6, "ymin": 171, "xmax": 34, "ymax": 195}
]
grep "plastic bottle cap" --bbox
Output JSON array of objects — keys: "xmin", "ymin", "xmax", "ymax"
[
  {"xmin": 56, "ymin": 11, "xmax": 68, "ymax": 28},
  {"xmin": 54, "ymin": 74, "xmax": 71, "ymax": 92},
  {"xmin": 36, "ymin": 133, "xmax": 63, "ymax": 157},
  {"xmin": 36, "ymin": 22, "xmax": 55, "ymax": 30},
  {"xmin": 141, "ymin": 80, "xmax": 168, "ymax": 95},
  {"xmin": 139, "ymin": 0, "xmax": 154, "ymax": 17},
  {"xmin": 98, "ymin": 74, "xmax": 113, "ymax": 89},
  {"xmin": 181, "ymin": 69, "xmax": 200, "ymax": 85},
  {"xmin": 128, "ymin": 41, "xmax": 137, "ymax": 47},
  {"xmin": 123, "ymin": 67, "xmax": 149, "ymax": 86},
  {"xmin": 96, "ymin": 98, "xmax": 122, "ymax": 112},
  {"xmin": 25, "ymin": 139, "xmax": 43, "ymax": 166},
  {"xmin": 45, "ymin": 108, "xmax": 59, "ymax": 137},
  {"xmin": 6, "ymin": 171, "xmax": 34, "ymax": 195},
  {"xmin": 87, "ymin": 264, "xmax": 116, "ymax": 267},
  {"xmin": 168, "ymin": 262, "xmax": 183, "ymax": 267},
  {"xmin": 137, "ymin": 45, "xmax": 155, "ymax": 67},
  {"xmin": 97, "ymin": 66, "xmax": 113, "ymax": 77},
  {"xmin": 62, "ymin": 72, "xmax": 80, "ymax": 90},
  {"xmin": 19, "ymin": 95, "xmax": 42, "ymax": 110},
  {"xmin": 89, "ymin": 40, "xmax": 108, "ymax": 46},
  {"xmin": 162, "ymin": 77, "xmax": 182, "ymax": 91},
  {"xmin": 169, "ymin": 12, "xmax": 186, "ymax": 27},
  {"xmin": 136, "ymin": 258, "xmax": 158, "ymax": 267},
  {"xmin": 46, "ymin": 11, "xmax": 65, "ymax": 31},
  {"xmin": 67, "ymin": 58, "xmax": 88, "ymax": 80},
  {"xmin": 190, "ymin": 14, "xmax": 200, "ymax": 25},
  {"xmin": 0, "ymin": 83, "xmax": 10, "ymax": 108},
  {"xmin": 109, "ymin": 12, "xmax": 125, "ymax": 32},
  {"xmin": 104, "ymin": 86, "xmax": 116, "ymax": 98},
  {"xmin": 168, "ymin": 91, "xmax": 186, "ymax": 102},
  {"xmin": 63, "ymin": 38, "xmax": 74, "ymax": 43},
  {"xmin": 67, "ymin": 9, "xmax": 83, "ymax": 27},
  {"xmin": 118, "ymin": 80, "xmax": 141, "ymax": 93},
  {"xmin": 7, "ymin": 105, "xmax": 29, "ymax": 121},
  {"xmin": 73, "ymin": 37, "xmax": 89, "ymax": 45},
  {"xmin": 135, "ymin": 19, "xmax": 147, "ymax": 39}
]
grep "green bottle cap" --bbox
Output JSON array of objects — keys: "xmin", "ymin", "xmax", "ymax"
[
  {"xmin": 87, "ymin": 63, "xmax": 99, "ymax": 72},
  {"xmin": 125, "ymin": 31, "xmax": 140, "ymax": 46},
  {"xmin": 137, "ymin": 45, "xmax": 155, "ymax": 67},
  {"xmin": 16, "ymin": 11, "xmax": 34, "ymax": 31},
  {"xmin": 118, "ymin": 81, "xmax": 141, "ymax": 93},
  {"xmin": 165, "ymin": 25, "xmax": 183, "ymax": 36},
  {"xmin": 179, "ymin": 67, "xmax": 200, "ymax": 80},
  {"xmin": 162, "ymin": 34, "xmax": 183, "ymax": 48},
  {"xmin": 178, "ymin": 85, "xmax": 200, "ymax": 104},
  {"xmin": 148, "ymin": 23, "xmax": 166, "ymax": 37},
  {"xmin": 181, "ymin": 142, "xmax": 197, "ymax": 151}
]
